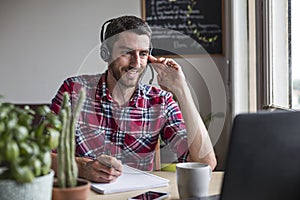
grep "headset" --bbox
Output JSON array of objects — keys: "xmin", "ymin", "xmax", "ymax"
[
  {"xmin": 100, "ymin": 19, "xmax": 114, "ymax": 62},
  {"xmin": 99, "ymin": 18, "xmax": 154, "ymax": 84}
]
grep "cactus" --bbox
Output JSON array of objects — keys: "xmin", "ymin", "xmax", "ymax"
[{"xmin": 57, "ymin": 88, "xmax": 86, "ymax": 188}]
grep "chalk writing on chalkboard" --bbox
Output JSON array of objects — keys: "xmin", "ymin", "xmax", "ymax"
[{"xmin": 142, "ymin": 0, "xmax": 223, "ymax": 56}]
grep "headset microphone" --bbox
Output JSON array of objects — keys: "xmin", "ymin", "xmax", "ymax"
[
  {"xmin": 148, "ymin": 62, "xmax": 154, "ymax": 85},
  {"xmin": 148, "ymin": 42, "xmax": 154, "ymax": 85}
]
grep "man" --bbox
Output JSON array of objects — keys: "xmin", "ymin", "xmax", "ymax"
[{"xmin": 51, "ymin": 15, "xmax": 216, "ymax": 183}]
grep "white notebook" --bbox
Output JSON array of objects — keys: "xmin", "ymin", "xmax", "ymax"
[{"xmin": 91, "ymin": 165, "xmax": 170, "ymax": 194}]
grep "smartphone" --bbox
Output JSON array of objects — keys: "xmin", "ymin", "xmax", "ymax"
[{"xmin": 128, "ymin": 191, "xmax": 169, "ymax": 200}]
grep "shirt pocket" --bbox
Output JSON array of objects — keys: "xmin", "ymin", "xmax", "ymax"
[{"xmin": 123, "ymin": 131, "xmax": 159, "ymax": 159}]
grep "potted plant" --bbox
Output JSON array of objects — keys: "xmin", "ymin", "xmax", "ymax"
[
  {"xmin": 0, "ymin": 101, "xmax": 61, "ymax": 200},
  {"xmin": 52, "ymin": 88, "xmax": 90, "ymax": 200}
]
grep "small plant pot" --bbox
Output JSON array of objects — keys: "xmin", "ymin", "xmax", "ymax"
[
  {"xmin": 52, "ymin": 178, "xmax": 91, "ymax": 200},
  {"xmin": 0, "ymin": 170, "xmax": 54, "ymax": 200}
]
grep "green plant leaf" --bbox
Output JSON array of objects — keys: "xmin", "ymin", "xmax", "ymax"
[
  {"xmin": 5, "ymin": 141, "xmax": 19, "ymax": 161},
  {"xmin": 40, "ymin": 151, "xmax": 51, "ymax": 175},
  {"xmin": 32, "ymin": 158, "xmax": 42, "ymax": 177},
  {"xmin": 19, "ymin": 142, "xmax": 33, "ymax": 156},
  {"xmin": 14, "ymin": 166, "xmax": 34, "ymax": 183},
  {"xmin": 13, "ymin": 125, "xmax": 29, "ymax": 142},
  {"xmin": 46, "ymin": 127, "xmax": 60, "ymax": 149}
]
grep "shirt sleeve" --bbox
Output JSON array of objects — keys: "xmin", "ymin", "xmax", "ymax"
[
  {"xmin": 50, "ymin": 77, "xmax": 83, "ymax": 114},
  {"xmin": 160, "ymin": 92, "xmax": 189, "ymax": 163},
  {"xmin": 50, "ymin": 79, "xmax": 71, "ymax": 114}
]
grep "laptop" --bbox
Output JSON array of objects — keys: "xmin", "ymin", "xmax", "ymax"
[{"xmin": 203, "ymin": 111, "xmax": 300, "ymax": 200}]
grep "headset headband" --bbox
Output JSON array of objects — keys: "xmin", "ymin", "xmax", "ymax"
[{"xmin": 100, "ymin": 18, "xmax": 115, "ymax": 42}]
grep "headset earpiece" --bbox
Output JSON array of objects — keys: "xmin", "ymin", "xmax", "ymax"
[{"xmin": 100, "ymin": 42, "xmax": 110, "ymax": 62}]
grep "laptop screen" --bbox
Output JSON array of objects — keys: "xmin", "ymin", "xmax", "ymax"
[{"xmin": 220, "ymin": 111, "xmax": 300, "ymax": 200}]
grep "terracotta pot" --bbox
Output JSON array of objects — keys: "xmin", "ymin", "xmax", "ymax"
[{"xmin": 52, "ymin": 178, "xmax": 91, "ymax": 200}]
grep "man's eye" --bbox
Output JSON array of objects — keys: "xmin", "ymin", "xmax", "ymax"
[
  {"xmin": 140, "ymin": 52, "xmax": 149, "ymax": 57},
  {"xmin": 122, "ymin": 51, "xmax": 131, "ymax": 55}
]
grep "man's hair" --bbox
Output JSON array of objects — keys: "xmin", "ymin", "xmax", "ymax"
[
  {"xmin": 104, "ymin": 15, "xmax": 152, "ymax": 40},
  {"xmin": 103, "ymin": 15, "xmax": 152, "ymax": 50}
]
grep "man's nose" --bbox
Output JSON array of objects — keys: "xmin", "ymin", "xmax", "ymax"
[{"xmin": 130, "ymin": 52, "xmax": 141, "ymax": 67}]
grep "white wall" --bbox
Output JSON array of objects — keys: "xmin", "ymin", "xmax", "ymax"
[{"xmin": 0, "ymin": 0, "xmax": 142, "ymax": 103}]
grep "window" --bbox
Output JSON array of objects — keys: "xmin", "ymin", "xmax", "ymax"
[
  {"xmin": 256, "ymin": 0, "xmax": 300, "ymax": 109},
  {"xmin": 235, "ymin": 0, "xmax": 297, "ymax": 112},
  {"xmin": 291, "ymin": 0, "xmax": 300, "ymax": 109}
]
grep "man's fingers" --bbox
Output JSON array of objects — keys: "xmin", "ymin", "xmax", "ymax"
[
  {"xmin": 148, "ymin": 55, "xmax": 179, "ymax": 72},
  {"xmin": 87, "ymin": 159, "xmax": 121, "ymax": 181},
  {"xmin": 148, "ymin": 54, "xmax": 157, "ymax": 63},
  {"xmin": 82, "ymin": 156, "xmax": 123, "ymax": 183},
  {"xmin": 97, "ymin": 155, "xmax": 123, "ymax": 172},
  {"xmin": 90, "ymin": 170, "xmax": 119, "ymax": 183},
  {"xmin": 109, "ymin": 157, "xmax": 123, "ymax": 172}
]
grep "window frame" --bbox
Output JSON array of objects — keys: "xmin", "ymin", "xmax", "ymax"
[{"xmin": 255, "ymin": 0, "xmax": 290, "ymax": 110}]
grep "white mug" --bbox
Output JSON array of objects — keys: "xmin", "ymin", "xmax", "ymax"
[{"xmin": 176, "ymin": 162, "xmax": 212, "ymax": 199}]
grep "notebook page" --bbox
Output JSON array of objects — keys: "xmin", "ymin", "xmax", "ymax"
[{"xmin": 91, "ymin": 165, "xmax": 169, "ymax": 194}]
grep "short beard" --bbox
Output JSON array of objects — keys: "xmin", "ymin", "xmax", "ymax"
[{"xmin": 108, "ymin": 61, "xmax": 144, "ymax": 88}]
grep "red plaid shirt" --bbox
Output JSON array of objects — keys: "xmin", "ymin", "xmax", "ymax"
[{"xmin": 51, "ymin": 70, "xmax": 189, "ymax": 170}]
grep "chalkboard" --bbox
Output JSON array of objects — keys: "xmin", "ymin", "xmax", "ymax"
[{"xmin": 142, "ymin": 0, "xmax": 224, "ymax": 56}]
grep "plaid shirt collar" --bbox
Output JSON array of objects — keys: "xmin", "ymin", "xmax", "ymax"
[{"xmin": 97, "ymin": 70, "xmax": 148, "ymax": 108}]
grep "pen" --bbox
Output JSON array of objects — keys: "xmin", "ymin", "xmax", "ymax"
[
  {"xmin": 96, "ymin": 156, "xmax": 122, "ymax": 172},
  {"xmin": 85, "ymin": 156, "xmax": 122, "ymax": 172}
]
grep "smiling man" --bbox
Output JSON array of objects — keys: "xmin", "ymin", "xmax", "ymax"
[{"xmin": 50, "ymin": 15, "xmax": 216, "ymax": 183}]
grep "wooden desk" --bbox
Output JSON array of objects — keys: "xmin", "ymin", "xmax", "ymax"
[{"xmin": 88, "ymin": 171, "xmax": 224, "ymax": 200}]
